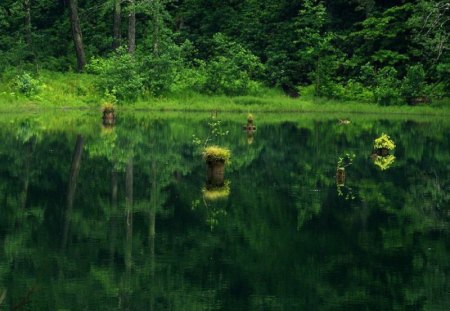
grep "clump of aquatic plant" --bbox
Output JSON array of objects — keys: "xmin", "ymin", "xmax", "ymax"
[
  {"xmin": 336, "ymin": 153, "xmax": 356, "ymax": 201},
  {"xmin": 101, "ymin": 102, "xmax": 115, "ymax": 113},
  {"xmin": 374, "ymin": 133, "xmax": 396, "ymax": 150},
  {"xmin": 202, "ymin": 146, "xmax": 231, "ymax": 163},
  {"xmin": 192, "ymin": 115, "xmax": 229, "ymax": 148},
  {"xmin": 337, "ymin": 185, "xmax": 355, "ymax": 201},
  {"xmin": 337, "ymin": 153, "xmax": 355, "ymax": 169},
  {"xmin": 373, "ymin": 154, "xmax": 396, "ymax": 171},
  {"xmin": 203, "ymin": 182, "xmax": 230, "ymax": 201}
]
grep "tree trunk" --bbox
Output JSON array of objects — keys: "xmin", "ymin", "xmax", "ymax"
[
  {"xmin": 109, "ymin": 171, "xmax": 118, "ymax": 266},
  {"xmin": 125, "ymin": 158, "xmax": 133, "ymax": 272},
  {"xmin": 127, "ymin": 0, "xmax": 136, "ymax": 53},
  {"xmin": 112, "ymin": 0, "xmax": 121, "ymax": 50},
  {"xmin": 152, "ymin": 0, "xmax": 159, "ymax": 56},
  {"xmin": 62, "ymin": 135, "xmax": 84, "ymax": 249},
  {"xmin": 123, "ymin": 158, "xmax": 133, "ymax": 310},
  {"xmin": 315, "ymin": 55, "xmax": 321, "ymax": 97},
  {"xmin": 68, "ymin": 0, "xmax": 86, "ymax": 71},
  {"xmin": 24, "ymin": 0, "xmax": 32, "ymax": 48},
  {"xmin": 149, "ymin": 161, "xmax": 156, "ymax": 258}
]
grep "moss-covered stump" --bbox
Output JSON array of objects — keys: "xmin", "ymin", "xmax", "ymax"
[
  {"xmin": 203, "ymin": 146, "xmax": 231, "ymax": 187},
  {"xmin": 102, "ymin": 102, "xmax": 116, "ymax": 126}
]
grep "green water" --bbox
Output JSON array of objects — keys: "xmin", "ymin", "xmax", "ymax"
[{"xmin": 0, "ymin": 113, "xmax": 449, "ymax": 310}]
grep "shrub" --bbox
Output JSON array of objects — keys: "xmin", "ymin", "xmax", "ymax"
[
  {"xmin": 87, "ymin": 47, "xmax": 144, "ymax": 102},
  {"xmin": 373, "ymin": 67, "xmax": 402, "ymax": 105},
  {"xmin": 436, "ymin": 62, "xmax": 450, "ymax": 97},
  {"xmin": 15, "ymin": 72, "xmax": 41, "ymax": 97},
  {"xmin": 337, "ymin": 80, "xmax": 374, "ymax": 102},
  {"xmin": 139, "ymin": 40, "xmax": 192, "ymax": 96},
  {"xmin": 401, "ymin": 64, "xmax": 426, "ymax": 97},
  {"xmin": 201, "ymin": 33, "xmax": 264, "ymax": 96}
]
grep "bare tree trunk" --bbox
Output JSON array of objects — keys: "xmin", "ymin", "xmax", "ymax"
[
  {"xmin": 19, "ymin": 139, "xmax": 34, "ymax": 211},
  {"xmin": 113, "ymin": 0, "xmax": 122, "ymax": 50},
  {"xmin": 315, "ymin": 55, "xmax": 321, "ymax": 97},
  {"xmin": 62, "ymin": 135, "xmax": 84, "ymax": 249},
  {"xmin": 152, "ymin": 0, "xmax": 159, "ymax": 56},
  {"xmin": 24, "ymin": 0, "xmax": 32, "ymax": 48},
  {"xmin": 109, "ymin": 171, "xmax": 118, "ymax": 266},
  {"xmin": 68, "ymin": 0, "xmax": 86, "ymax": 71},
  {"xmin": 149, "ymin": 161, "xmax": 156, "ymax": 259},
  {"xmin": 123, "ymin": 158, "xmax": 133, "ymax": 310},
  {"xmin": 127, "ymin": 0, "xmax": 136, "ymax": 53}
]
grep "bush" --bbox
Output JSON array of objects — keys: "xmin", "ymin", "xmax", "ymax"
[
  {"xmin": 87, "ymin": 47, "xmax": 144, "ymax": 102},
  {"xmin": 201, "ymin": 33, "xmax": 264, "ymax": 96},
  {"xmin": 436, "ymin": 62, "xmax": 450, "ymax": 97},
  {"xmin": 374, "ymin": 67, "xmax": 402, "ymax": 105},
  {"xmin": 401, "ymin": 64, "xmax": 426, "ymax": 97},
  {"xmin": 139, "ymin": 40, "xmax": 193, "ymax": 96},
  {"xmin": 332, "ymin": 80, "xmax": 374, "ymax": 102},
  {"xmin": 15, "ymin": 72, "xmax": 41, "ymax": 97}
]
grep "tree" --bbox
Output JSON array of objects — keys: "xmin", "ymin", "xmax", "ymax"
[
  {"xmin": 68, "ymin": 0, "xmax": 86, "ymax": 71},
  {"xmin": 113, "ymin": 0, "xmax": 122, "ymax": 50},
  {"xmin": 128, "ymin": 0, "xmax": 136, "ymax": 53}
]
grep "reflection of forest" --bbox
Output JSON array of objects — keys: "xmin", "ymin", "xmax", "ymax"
[{"xmin": 0, "ymin": 115, "xmax": 448, "ymax": 310}]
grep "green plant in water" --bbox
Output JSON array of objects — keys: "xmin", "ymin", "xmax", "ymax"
[
  {"xmin": 373, "ymin": 154, "xmax": 396, "ymax": 171},
  {"xmin": 202, "ymin": 182, "xmax": 231, "ymax": 201},
  {"xmin": 337, "ymin": 153, "xmax": 355, "ymax": 169},
  {"xmin": 101, "ymin": 102, "xmax": 115, "ymax": 113},
  {"xmin": 202, "ymin": 146, "xmax": 231, "ymax": 163},
  {"xmin": 374, "ymin": 133, "xmax": 396, "ymax": 150},
  {"xmin": 336, "ymin": 153, "xmax": 356, "ymax": 201},
  {"xmin": 192, "ymin": 115, "xmax": 229, "ymax": 148}
]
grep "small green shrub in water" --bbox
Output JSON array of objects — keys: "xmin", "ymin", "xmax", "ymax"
[
  {"xmin": 15, "ymin": 72, "xmax": 41, "ymax": 97},
  {"xmin": 373, "ymin": 154, "xmax": 396, "ymax": 171},
  {"xmin": 101, "ymin": 102, "xmax": 115, "ymax": 113},
  {"xmin": 337, "ymin": 153, "xmax": 355, "ymax": 169},
  {"xmin": 202, "ymin": 181, "xmax": 231, "ymax": 201},
  {"xmin": 374, "ymin": 133, "xmax": 396, "ymax": 150}
]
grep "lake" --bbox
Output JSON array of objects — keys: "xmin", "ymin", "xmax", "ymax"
[{"xmin": 0, "ymin": 112, "xmax": 449, "ymax": 310}]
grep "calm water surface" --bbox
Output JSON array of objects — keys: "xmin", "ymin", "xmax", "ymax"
[{"xmin": 0, "ymin": 113, "xmax": 449, "ymax": 310}]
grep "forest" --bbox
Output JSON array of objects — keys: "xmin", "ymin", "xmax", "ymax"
[
  {"xmin": 0, "ymin": 0, "xmax": 449, "ymax": 108},
  {"xmin": 1, "ymin": 2, "xmax": 450, "ymax": 308}
]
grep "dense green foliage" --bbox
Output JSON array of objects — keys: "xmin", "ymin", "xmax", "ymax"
[{"xmin": 0, "ymin": 0, "xmax": 449, "ymax": 104}]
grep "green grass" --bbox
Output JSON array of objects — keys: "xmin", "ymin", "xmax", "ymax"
[{"xmin": 1, "ymin": 70, "xmax": 450, "ymax": 117}]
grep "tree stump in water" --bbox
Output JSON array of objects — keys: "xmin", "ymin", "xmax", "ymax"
[
  {"xmin": 102, "ymin": 111, "xmax": 116, "ymax": 126},
  {"xmin": 373, "ymin": 148, "xmax": 389, "ymax": 157},
  {"xmin": 336, "ymin": 168, "xmax": 345, "ymax": 186},
  {"xmin": 206, "ymin": 160, "xmax": 225, "ymax": 187}
]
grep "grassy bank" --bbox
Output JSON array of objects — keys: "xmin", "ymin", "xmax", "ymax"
[{"xmin": 1, "ymin": 70, "xmax": 450, "ymax": 116}]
